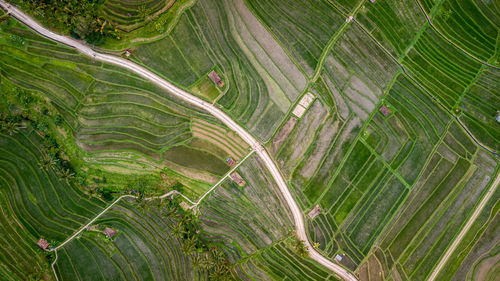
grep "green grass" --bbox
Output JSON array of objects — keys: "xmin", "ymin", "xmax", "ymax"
[
  {"xmin": 0, "ymin": 18, "xmax": 232, "ymax": 194},
  {"xmin": 190, "ymin": 74, "xmax": 221, "ymax": 102},
  {"xmin": 0, "ymin": 132, "xmax": 107, "ymax": 280},
  {"xmin": 54, "ymin": 198, "xmax": 207, "ymax": 281},
  {"xmin": 132, "ymin": 0, "xmax": 309, "ymax": 141}
]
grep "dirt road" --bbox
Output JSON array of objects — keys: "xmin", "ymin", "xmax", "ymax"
[{"xmin": 0, "ymin": 2, "xmax": 357, "ymax": 280}]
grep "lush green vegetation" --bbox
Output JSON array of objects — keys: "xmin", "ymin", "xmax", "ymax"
[
  {"xmin": 244, "ymin": 0, "xmax": 344, "ymax": 75},
  {"xmin": 55, "ymin": 197, "xmax": 233, "ymax": 281},
  {"xmin": 9, "ymin": 0, "xmax": 195, "ymax": 48},
  {"xmin": 435, "ymin": 187, "xmax": 500, "ymax": 281},
  {"xmin": 0, "ymin": 132, "xmax": 106, "ymax": 280},
  {"xmin": 269, "ymin": 0, "xmax": 499, "ymax": 277},
  {"xmin": 132, "ymin": 0, "xmax": 308, "ymax": 141},
  {"xmin": 10, "ymin": 0, "xmax": 119, "ymax": 44},
  {"xmin": 1, "ymin": 0, "xmax": 499, "ymax": 280},
  {"xmin": 0, "ymin": 18, "xmax": 239, "ymax": 197}
]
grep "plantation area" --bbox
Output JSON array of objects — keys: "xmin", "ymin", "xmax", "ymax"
[
  {"xmin": 435, "ymin": 188, "xmax": 500, "ymax": 281},
  {"xmin": 269, "ymin": 0, "xmax": 499, "ymax": 279},
  {"xmin": 0, "ymin": 132, "xmax": 106, "ymax": 280},
  {"xmin": 197, "ymin": 155, "xmax": 342, "ymax": 280},
  {"xmin": 54, "ymin": 197, "xmax": 224, "ymax": 281},
  {"xmin": 131, "ymin": 0, "xmax": 309, "ymax": 141},
  {"xmin": 0, "ymin": 18, "xmax": 253, "ymax": 198},
  {"xmin": 0, "ymin": 0, "xmax": 499, "ymax": 280}
]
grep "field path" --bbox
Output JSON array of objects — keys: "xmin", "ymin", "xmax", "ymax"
[
  {"xmin": 426, "ymin": 171, "xmax": 500, "ymax": 281},
  {"xmin": 0, "ymin": 2, "xmax": 357, "ymax": 280}
]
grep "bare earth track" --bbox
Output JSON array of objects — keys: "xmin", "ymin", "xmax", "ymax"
[
  {"xmin": 2, "ymin": 2, "xmax": 497, "ymax": 281},
  {"xmin": 0, "ymin": 2, "xmax": 357, "ymax": 281}
]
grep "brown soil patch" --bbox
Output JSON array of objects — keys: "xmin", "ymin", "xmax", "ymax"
[{"xmin": 271, "ymin": 117, "xmax": 297, "ymax": 155}]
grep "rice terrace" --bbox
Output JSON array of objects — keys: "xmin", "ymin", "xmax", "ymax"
[{"xmin": 0, "ymin": 0, "xmax": 498, "ymax": 280}]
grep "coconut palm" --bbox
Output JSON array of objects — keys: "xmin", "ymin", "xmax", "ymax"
[
  {"xmin": 39, "ymin": 155, "xmax": 57, "ymax": 171},
  {"xmin": 182, "ymin": 236, "xmax": 197, "ymax": 255},
  {"xmin": 171, "ymin": 221, "xmax": 184, "ymax": 238},
  {"xmin": 60, "ymin": 168, "xmax": 75, "ymax": 181},
  {"xmin": 1, "ymin": 120, "xmax": 19, "ymax": 136}
]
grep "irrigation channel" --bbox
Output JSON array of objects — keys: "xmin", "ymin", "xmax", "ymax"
[{"xmin": 0, "ymin": 1, "xmax": 357, "ymax": 281}]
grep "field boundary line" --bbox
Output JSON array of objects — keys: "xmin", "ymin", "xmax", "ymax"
[
  {"xmin": 191, "ymin": 150, "xmax": 255, "ymax": 208},
  {"xmin": 414, "ymin": 0, "xmax": 499, "ymax": 70},
  {"xmin": 310, "ymin": 0, "xmax": 365, "ymax": 82},
  {"xmin": 426, "ymin": 171, "xmax": 500, "ymax": 281},
  {"xmin": 348, "ymin": 17, "xmax": 499, "ymax": 157},
  {"xmin": 0, "ymin": 3, "xmax": 358, "ymax": 280}
]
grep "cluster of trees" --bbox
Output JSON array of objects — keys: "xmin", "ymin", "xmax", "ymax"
[
  {"xmin": 0, "ymin": 84, "xmax": 79, "ymax": 187},
  {"xmin": 14, "ymin": 0, "xmax": 119, "ymax": 44},
  {"xmin": 139, "ymin": 198, "xmax": 234, "ymax": 280},
  {"xmin": 290, "ymin": 236, "xmax": 309, "ymax": 259}
]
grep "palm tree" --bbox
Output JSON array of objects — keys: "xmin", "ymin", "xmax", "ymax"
[
  {"xmin": 292, "ymin": 237, "xmax": 309, "ymax": 259},
  {"xmin": 137, "ymin": 5, "xmax": 151, "ymax": 21},
  {"xmin": 171, "ymin": 221, "xmax": 184, "ymax": 238},
  {"xmin": 199, "ymin": 252, "xmax": 215, "ymax": 270},
  {"xmin": 1, "ymin": 120, "xmax": 19, "ymax": 136},
  {"xmin": 182, "ymin": 236, "xmax": 197, "ymax": 255},
  {"xmin": 39, "ymin": 155, "xmax": 57, "ymax": 171},
  {"xmin": 60, "ymin": 168, "xmax": 75, "ymax": 181}
]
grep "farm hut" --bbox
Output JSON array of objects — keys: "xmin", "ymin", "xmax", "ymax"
[
  {"xmin": 37, "ymin": 238, "xmax": 49, "ymax": 250},
  {"xmin": 124, "ymin": 48, "xmax": 133, "ymax": 58},
  {"xmin": 208, "ymin": 70, "xmax": 225, "ymax": 87},
  {"xmin": 335, "ymin": 254, "xmax": 343, "ymax": 262},
  {"xmin": 103, "ymin": 227, "xmax": 117, "ymax": 238},
  {"xmin": 226, "ymin": 157, "xmax": 236, "ymax": 166},
  {"xmin": 308, "ymin": 205, "xmax": 321, "ymax": 219},
  {"xmin": 379, "ymin": 105, "xmax": 391, "ymax": 117},
  {"xmin": 179, "ymin": 201, "xmax": 190, "ymax": 211},
  {"xmin": 229, "ymin": 172, "xmax": 246, "ymax": 186},
  {"xmin": 495, "ymin": 112, "xmax": 500, "ymax": 123},
  {"xmin": 369, "ymin": 0, "xmax": 376, "ymax": 3}
]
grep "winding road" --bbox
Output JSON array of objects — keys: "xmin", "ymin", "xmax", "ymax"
[{"xmin": 0, "ymin": 1, "xmax": 357, "ymax": 280}]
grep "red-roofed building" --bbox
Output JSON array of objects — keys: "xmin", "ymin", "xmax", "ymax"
[
  {"xmin": 37, "ymin": 238, "xmax": 49, "ymax": 250},
  {"xmin": 103, "ymin": 227, "xmax": 118, "ymax": 238},
  {"xmin": 379, "ymin": 105, "xmax": 391, "ymax": 117},
  {"xmin": 208, "ymin": 70, "xmax": 225, "ymax": 87},
  {"xmin": 308, "ymin": 205, "xmax": 321, "ymax": 219}
]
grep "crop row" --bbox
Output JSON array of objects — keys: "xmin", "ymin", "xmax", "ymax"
[
  {"xmin": 435, "ymin": 187, "xmax": 500, "ymax": 281},
  {"xmin": 102, "ymin": 0, "xmax": 173, "ymax": 30},
  {"xmin": 55, "ymin": 198, "xmax": 204, "ymax": 281},
  {"xmin": 198, "ymin": 155, "xmax": 294, "ymax": 263},
  {"xmin": 432, "ymin": 0, "xmax": 498, "ymax": 63},
  {"xmin": 0, "ymin": 20, "xmax": 234, "ymax": 189},
  {"xmin": 134, "ymin": 0, "xmax": 309, "ymax": 141},
  {"xmin": 0, "ymin": 133, "xmax": 107, "ymax": 279},
  {"xmin": 356, "ymin": 0, "xmax": 425, "ymax": 57},
  {"xmin": 244, "ymin": 0, "xmax": 344, "ymax": 75},
  {"xmin": 237, "ymin": 240, "xmax": 340, "ymax": 281}
]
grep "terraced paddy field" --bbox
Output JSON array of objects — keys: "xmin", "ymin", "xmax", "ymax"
[
  {"xmin": 197, "ymin": 154, "xmax": 344, "ymax": 280},
  {"xmin": 269, "ymin": 1, "xmax": 500, "ymax": 277},
  {"xmin": 54, "ymin": 198, "xmax": 208, "ymax": 281},
  {"xmin": 435, "ymin": 188, "xmax": 500, "ymax": 281},
  {"xmin": 0, "ymin": 132, "xmax": 106, "ymax": 280},
  {"xmin": 1, "ymin": 0, "xmax": 499, "ymax": 280},
  {"xmin": 0, "ymin": 18, "xmax": 253, "ymax": 197},
  {"xmin": 132, "ymin": 0, "xmax": 308, "ymax": 141},
  {"xmin": 101, "ymin": 0, "xmax": 177, "ymax": 32}
]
